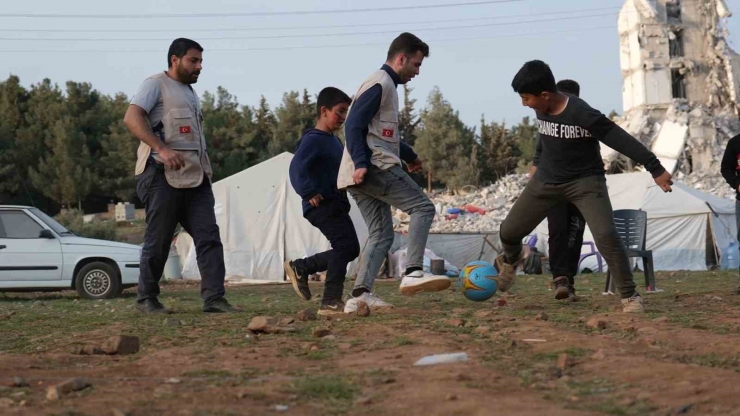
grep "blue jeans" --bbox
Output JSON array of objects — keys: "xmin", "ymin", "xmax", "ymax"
[{"xmin": 348, "ymin": 165, "xmax": 436, "ymax": 291}]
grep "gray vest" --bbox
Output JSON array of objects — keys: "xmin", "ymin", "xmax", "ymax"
[
  {"xmin": 337, "ymin": 70, "xmax": 400, "ymax": 189},
  {"xmin": 134, "ymin": 72, "xmax": 213, "ymax": 189}
]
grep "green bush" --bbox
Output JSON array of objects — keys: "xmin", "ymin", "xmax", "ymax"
[{"xmin": 54, "ymin": 209, "xmax": 118, "ymax": 241}]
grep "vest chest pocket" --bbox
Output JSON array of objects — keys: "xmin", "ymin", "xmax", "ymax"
[{"xmin": 167, "ymin": 108, "xmax": 196, "ymax": 143}]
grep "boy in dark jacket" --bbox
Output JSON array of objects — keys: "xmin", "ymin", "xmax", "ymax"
[
  {"xmin": 720, "ymin": 133, "xmax": 740, "ymax": 294},
  {"xmin": 285, "ymin": 87, "xmax": 360, "ymax": 316},
  {"xmin": 497, "ymin": 60, "xmax": 674, "ymax": 313}
]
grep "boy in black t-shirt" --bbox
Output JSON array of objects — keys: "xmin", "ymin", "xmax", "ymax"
[
  {"xmin": 495, "ymin": 60, "xmax": 674, "ymax": 313},
  {"xmin": 530, "ymin": 79, "xmax": 586, "ymax": 301}
]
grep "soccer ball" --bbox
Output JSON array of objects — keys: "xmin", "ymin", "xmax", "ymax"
[
  {"xmin": 458, "ymin": 261, "xmax": 492, "ymax": 289},
  {"xmin": 460, "ymin": 261, "xmax": 498, "ymax": 302}
]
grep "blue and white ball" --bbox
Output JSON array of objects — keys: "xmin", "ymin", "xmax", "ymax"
[{"xmin": 459, "ymin": 262, "xmax": 498, "ymax": 302}]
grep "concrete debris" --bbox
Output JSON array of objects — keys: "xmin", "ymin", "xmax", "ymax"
[{"xmin": 394, "ymin": 174, "xmax": 529, "ymax": 233}]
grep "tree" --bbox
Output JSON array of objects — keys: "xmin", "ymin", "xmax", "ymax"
[
  {"xmin": 511, "ymin": 116, "xmax": 539, "ymax": 163},
  {"xmin": 201, "ymin": 87, "xmax": 260, "ymax": 180},
  {"xmin": 478, "ymin": 117, "xmax": 522, "ymax": 184},
  {"xmin": 0, "ymin": 76, "xmax": 30, "ymax": 196},
  {"xmin": 253, "ymin": 96, "xmax": 276, "ymax": 161},
  {"xmin": 269, "ymin": 90, "xmax": 314, "ymax": 157},
  {"xmin": 398, "ymin": 85, "xmax": 419, "ymax": 146},
  {"xmin": 28, "ymin": 117, "xmax": 93, "ymax": 208},
  {"xmin": 414, "ymin": 87, "xmax": 478, "ymax": 191},
  {"xmin": 97, "ymin": 93, "xmax": 138, "ymax": 201}
]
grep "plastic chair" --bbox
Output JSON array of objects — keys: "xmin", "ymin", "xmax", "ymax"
[
  {"xmin": 604, "ymin": 209, "xmax": 658, "ymax": 294},
  {"xmin": 578, "ymin": 241, "xmax": 604, "ymax": 273}
]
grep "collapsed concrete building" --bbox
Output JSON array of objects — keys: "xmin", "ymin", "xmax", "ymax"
[{"xmin": 606, "ymin": 0, "xmax": 740, "ymax": 198}]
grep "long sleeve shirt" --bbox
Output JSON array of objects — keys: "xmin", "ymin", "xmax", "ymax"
[
  {"xmin": 289, "ymin": 128, "xmax": 348, "ymax": 215},
  {"xmin": 534, "ymin": 96, "xmax": 665, "ymax": 183},
  {"xmin": 344, "ymin": 64, "xmax": 418, "ymax": 170}
]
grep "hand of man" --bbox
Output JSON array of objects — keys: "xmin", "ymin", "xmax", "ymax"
[
  {"xmin": 528, "ymin": 165, "xmax": 537, "ymax": 179},
  {"xmin": 309, "ymin": 193, "xmax": 324, "ymax": 207},
  {"xmin": 407, "ymin": 158, "xmax": 423, "ymax": 173},
  {"xmin": 352, "ymin": 168, "xmax": 367, "ymax": 185},
  {"xmin": 158, "ymin": 147, "xmax": 185, "ymax": 170},
  {"xmin": 654, "ymin": 171, "xmax": 673, "ymax": 192}
]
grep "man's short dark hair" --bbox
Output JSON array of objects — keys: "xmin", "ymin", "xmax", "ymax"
[
  {"xmin": 557, "ymin": 79, "xmax": 580, "ymax": 97},
  {"xmin": 316, "ymin": 87, "xmax": 351, "ymax": 118},
  {"xmin": 511, "ymin": 60, "xmax": 557, "ymax": 95},
  {"xmin": 387, "ymin": 32, "xmax": 430, "ymax": 61},
  {"xmin": 167, "ymin": 38, "xmax": 203, "ymax": 67}
]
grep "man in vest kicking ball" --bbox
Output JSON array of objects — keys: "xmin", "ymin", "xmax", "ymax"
[
  {"xmin": 338, "ymin": 32, "xmax": 451, "ymax": 313},
  {"xmin": 124, "ymin": 38, "xmax": 238, "ymax": 313}
]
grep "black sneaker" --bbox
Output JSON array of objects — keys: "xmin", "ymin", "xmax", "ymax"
[
  {"xmin": 553, "ymin": 276, "xmax": 570, "ymax": 300},
  {"xmin": 136, "ymin": 299, "xmax": 172, "ymax": 314},
  {"xmin": 203, "ymin": 298, "xmax": 243, "ymax": 313},
  {"xmin": 284, "ymin": 260, "xmax": 311, "ymax": 301},
  {"xmin": 318, "ymin": 300, "xmax": 346, "ymax": 316}
]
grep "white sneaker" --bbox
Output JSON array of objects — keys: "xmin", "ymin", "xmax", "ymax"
[
  {"xmin": 399, "ymin": 270, "xmax": 451, "ymax": 296},
  {"xmin": 344, "ymin": 292, "xmax": 394, "ymax": 313}
]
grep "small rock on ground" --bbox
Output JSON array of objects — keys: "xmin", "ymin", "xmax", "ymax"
[
  {"xmin": 296, "ymin": 309, "xmax": 317, "ymax": 321},
  {"xmin": 586, "ymin": 317, "xmax": 608, "ymax": 330},
  {"xmin": 535, "ymin": 312, "xmax": 549, "ymax": 321},
  {"xmin": 46, "ymin": 378, "xmax": 90, "ymax": 401},
  {"xmin": 312, "ymin": 328, "xmax": 332, "ymax": 338},
  {"xmin": 247, "ymin": 316, "xmax": 277, "ymax": 333},
  {"xmin": 101, "ymin": 336, "xmax": 140, "ymax": 355}
]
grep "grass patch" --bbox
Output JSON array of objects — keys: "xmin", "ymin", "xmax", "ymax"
[
  {"xmin": 291, "ymin": 374, "xmax": 359, "ymax": 414},
  {"xmin": 391, "ymin": 336, "xmax": 415, "ymax": 346}
]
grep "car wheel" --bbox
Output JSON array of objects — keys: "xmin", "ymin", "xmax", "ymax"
[{"xmin": 75, "ymin": 262, "xmax": 121, "ymax": 300}]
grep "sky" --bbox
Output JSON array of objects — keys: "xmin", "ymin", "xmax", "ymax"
[{"xmin": 1, "ymin": 0, "xmax": 739, "ymax": 129}]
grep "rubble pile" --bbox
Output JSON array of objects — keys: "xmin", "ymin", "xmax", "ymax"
[{"xmin": 393, "ymin": 174, "xmax": 529, "ymax": 233}]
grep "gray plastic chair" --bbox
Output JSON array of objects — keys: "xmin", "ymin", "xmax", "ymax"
[{"xmin": 604, "ymin": 209, "xmax": 658, "ymax": 294}]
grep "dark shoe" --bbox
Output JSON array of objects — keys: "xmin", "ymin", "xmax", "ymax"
[
  {"xmin": 553, "ymin": 276, "xmax": 570, "ymax": 300},
  {"xmin": 203, "ymin": 298, "xmax": 243, "ymax": 313},
  {"xmin": 284, "ymin": 260, "xmax": 311, "ymax": 301},
  {"xmin": 318, "ymin": 300, "xmax": 346, "ymax": 316},
  {"xmin": 567, "ymin": 284, "xmax": 580, "ymax": 302},
  {"xmin": 136, "ymin": 299, "xmax": 172, "ymax": 314}
]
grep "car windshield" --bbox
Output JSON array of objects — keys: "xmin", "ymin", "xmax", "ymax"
[{"xmin": 30, "ymin": 208, "xmax": 76, "ymax": 236}]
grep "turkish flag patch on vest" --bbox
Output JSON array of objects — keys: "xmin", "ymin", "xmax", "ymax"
[
  {"xmin": 179, "ymin": 126, "xmax": 191, "ymax": 134},
  {"xmin": 382, "ymin": 129, "xmax": 394, "ymax": 138}
]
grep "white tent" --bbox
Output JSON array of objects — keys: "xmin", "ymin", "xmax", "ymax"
[
  {"xmin": 535, "ymin": 172, "xmax": 736, "ymax": 271},
  {"xmin": 177, "ymin": 153, "xmax": 368, "ymax": 284}
]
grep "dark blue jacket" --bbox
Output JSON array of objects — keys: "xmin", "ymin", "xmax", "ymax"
[
  {"xmin": 344, "ymin": 64, "xmax": 418, "ymax": 170},
  {"xmin": 289, "ymin": 128, "xmax": 348, "ymax": 215}
]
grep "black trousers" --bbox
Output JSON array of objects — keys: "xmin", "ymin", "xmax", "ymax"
[
  {"xmin": 136, "ymin": 162, "xmax": 225, "ymax": 304},
  {"xmin": 294, "ymin": 198, "xmax": 360, "ymax": 303},
  {"xmin": 547, "ymin": 202, "xmax": 586, "ymax": 284}
]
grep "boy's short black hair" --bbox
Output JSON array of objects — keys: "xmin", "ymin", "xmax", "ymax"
[
  {"xmin": 316, "ymin": 87, "xmax": 351, "ymax": 118},
  {"xmin": 511, "ymin": 60, "xmax": 557, "ymax": 95},
  {"xmin": 167, "ymin": 38, "xmax": 203, "ymax": 67},
  {"xmin": 557, "ymin": 79, "xmax": 580, "ymax": 97},
  {"xmin": 387, "ymin": 32, "xmax": 430, "ymax": 61}
]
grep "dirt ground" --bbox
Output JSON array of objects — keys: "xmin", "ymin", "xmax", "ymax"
[{"xmin": 2, "ymin": 270, "xmax": 740, "ymax": 416}]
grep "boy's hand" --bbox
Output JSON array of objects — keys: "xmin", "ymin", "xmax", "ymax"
[
  {"xmin": 654, "ymin": 171, "xmax": 673, "ymax": 192},
  {"xmin": 309, "ymin": 194, "xmax": 323, "ymax": 207},
  {"xmin": 353, "ymin": 168, "xmax": 367, "ymax": 184},
  {"xmin": 407, "ymin": 158, "xmax": 423, "ymax": 173},
  {"xmin": 528, "ymin": 165, "xmax": 537, "ymax": 179}
]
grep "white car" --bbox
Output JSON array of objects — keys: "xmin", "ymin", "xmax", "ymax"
[{"xmin": 0, "ymin": 205, "xmax": 141, "ymax": 299}]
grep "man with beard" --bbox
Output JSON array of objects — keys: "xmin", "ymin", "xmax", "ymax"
[
  {"xmin": 124, "ymin": 38, "xmax": 238, "ymax": 313},
  {"xmin": 337, "ymin": 32, "xmax": 451, "ymax": 313}
]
